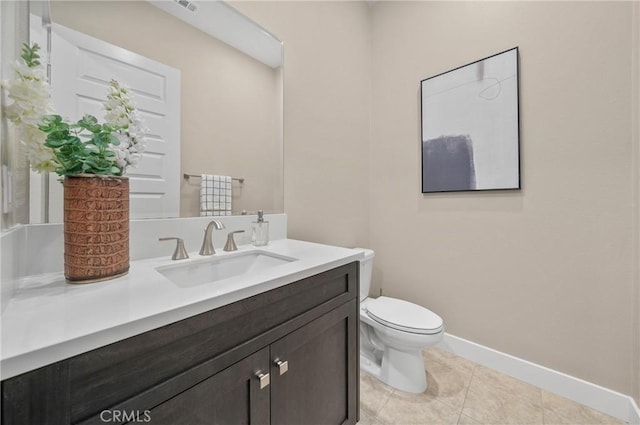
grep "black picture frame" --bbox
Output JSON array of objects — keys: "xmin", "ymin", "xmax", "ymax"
[{"xmin": 420, "ymin": 47, "xmax": 521, "ymax": 193}]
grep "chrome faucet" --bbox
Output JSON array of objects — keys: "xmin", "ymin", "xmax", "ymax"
[{"xmin": 200, "ymin": 220, "xmax": 226, "ymax": 255}]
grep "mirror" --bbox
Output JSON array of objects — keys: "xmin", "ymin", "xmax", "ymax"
[{"xmin": 26, "ymin": 0, "xmax": 283, "ymax": 222}]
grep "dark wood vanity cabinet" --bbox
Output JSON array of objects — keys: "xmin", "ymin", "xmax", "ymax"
[{"xmin": 2, "ymin": 262, "xmax": 359, "ymax": 425}]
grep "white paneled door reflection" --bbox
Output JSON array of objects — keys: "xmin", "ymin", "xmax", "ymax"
[{"xmin": 45, "ymin": 22, "xmax": 181, "ymax": 221}]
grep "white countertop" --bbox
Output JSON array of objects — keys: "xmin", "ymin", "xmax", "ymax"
[{"xmin": 0, "ymin": 239, "xmax": 362, "ymax": 380}]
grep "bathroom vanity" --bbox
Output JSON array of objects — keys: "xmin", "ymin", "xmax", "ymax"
[{"xmin": 1, "ymin": 239, "xmax": 360, "ymax": 425}]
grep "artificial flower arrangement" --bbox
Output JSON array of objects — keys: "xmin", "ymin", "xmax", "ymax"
[{"xmin": 2, "ymin": 43, "xmax": 146, "ymax": 177}]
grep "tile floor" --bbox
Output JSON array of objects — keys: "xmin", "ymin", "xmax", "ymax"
[{"xmin": 359, "ymin": 347, "xmax": 627, "ymax": 425}]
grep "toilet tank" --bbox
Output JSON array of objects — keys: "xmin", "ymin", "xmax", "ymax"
[{"xmin": 353, "ymin": 248, "xmax": 375, "ymax": 302}]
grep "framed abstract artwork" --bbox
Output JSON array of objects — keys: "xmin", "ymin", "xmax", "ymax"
[{"xmin": 420, "ymin": 47, "xmax": 520, "ymax": 193}]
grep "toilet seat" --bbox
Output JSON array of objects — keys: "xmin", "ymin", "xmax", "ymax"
[{"xmin": 366, "ymin": 296, "xmax": 443, "ymax": 335}]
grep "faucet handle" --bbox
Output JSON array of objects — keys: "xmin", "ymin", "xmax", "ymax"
[
  {"xmin": 224, "ymin": 230, "xmax": 245, "ymax": 252},
  {"xmin": 159, "ymin": 237, "xmax": 189, "ymax": 260}
]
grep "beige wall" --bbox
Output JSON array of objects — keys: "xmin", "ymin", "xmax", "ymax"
[
  {"xmin": 371, "ymin": 1, "xmax": 638, "ymax": 397},
  {"xmin": 51, "ymin": 1, "xmax": 282, "ymax": 217},
  {"xmin": 234, "ymin": 1, "xmax": 372, "ymax": 248}
]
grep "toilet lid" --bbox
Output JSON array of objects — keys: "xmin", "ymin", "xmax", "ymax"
[{"xmin": 366, "ymin": 297, "xmax": 443, "ymax": 335}]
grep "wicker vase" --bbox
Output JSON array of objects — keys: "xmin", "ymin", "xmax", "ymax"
[{"xmin": 63, "ymin": 174, "xmax": 130, "ymax": 283}]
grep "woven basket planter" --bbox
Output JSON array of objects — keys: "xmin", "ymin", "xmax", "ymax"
[{"xmin": 63, "ymin": 174, "xmax": 130, "ymax": 283}]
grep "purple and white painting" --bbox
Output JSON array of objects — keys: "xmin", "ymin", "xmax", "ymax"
[{"xmin": 421, "ymin": 47, "xmax": 520, "ymax": 193}]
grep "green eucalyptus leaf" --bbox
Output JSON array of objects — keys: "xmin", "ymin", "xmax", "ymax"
[
  {"xmin": 84, "ymin": 144, "xmax": 99, "ymax": 154},
  {"xmin": 44, "ymin": 139, "xmax": 65, "ymax": 148},
  {"xmin": 79, "ymin": 115, "xmax": 98, "ymax": 125},
  {"xmin": 77, "ymin": 115, "xmax": 101, "ymax": 133},
  {"xmin": 21, "ymin": 43, "xmax": 41, "ymax": 68},
  {"xmin": 39, "ymin": 115, "xmax": 62, "ymax": 132}
]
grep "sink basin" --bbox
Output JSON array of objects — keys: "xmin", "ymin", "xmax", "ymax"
[{"xmin": 156, "ymin": 250, "xmax": 297, "ymax": 288}]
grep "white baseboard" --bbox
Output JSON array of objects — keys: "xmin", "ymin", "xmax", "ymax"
[{"xmin": 439, "ymin": 333, "xmax": 640, "ymax": 425}]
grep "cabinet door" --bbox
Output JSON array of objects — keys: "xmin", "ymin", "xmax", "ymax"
[
  {"xmin": 149, "ymin": 347, "xmax": 270, "ymax": 425},
  {"xmin": 270, "ymin": 300, "xmax": 358, "ymax": 425}
]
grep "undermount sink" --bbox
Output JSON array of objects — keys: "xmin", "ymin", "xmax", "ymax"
[{"xmin": 156, "ymin": 250, "xmax": 297, "ymax": 288}]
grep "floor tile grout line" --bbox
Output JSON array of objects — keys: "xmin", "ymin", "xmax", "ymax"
[
  {"xmin": 371, "ymin": 385, "xmax": 394, "ymax": 424},
  {"xmin": 540, "ymin": 387, "xmax": 546, "ymax": 425},
  {"xmin": 456, "ymin": 362, "xmax": 478, "ymax": 424},
  {"xmin": 360, "ymin": 371, "xmax": 395, "ymax": 424}
]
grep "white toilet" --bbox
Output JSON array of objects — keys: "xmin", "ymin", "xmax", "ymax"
[{"xmin": 356, "ymin": 248, "xmax": 444, "ymax": 393}]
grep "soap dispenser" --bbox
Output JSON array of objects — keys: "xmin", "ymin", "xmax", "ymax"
[{"xmin": 252, "ymin": 210, "xmax": 269, "ymax": 247}]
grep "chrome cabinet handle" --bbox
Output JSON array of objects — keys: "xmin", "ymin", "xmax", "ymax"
[
  {"xmin": 274, "ymin": 359, "xmax": 288, "ymax": 375},
  {"xmin": 256, "ymin": 371, "xmax": 270, "ymax": 389}
]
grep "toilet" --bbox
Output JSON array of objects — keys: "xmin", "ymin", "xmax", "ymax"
[{"xmin": 356, "ymin": 248, "xmax": 444, "ymax": 393}]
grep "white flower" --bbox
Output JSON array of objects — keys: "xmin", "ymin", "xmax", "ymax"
[
  {"xmin": 1, "ymin": 51, "xmax": 58, "ymax": 172},
  {"xmin": 104, "ymin": 80, "xmax": 147, "ymax": 174}
]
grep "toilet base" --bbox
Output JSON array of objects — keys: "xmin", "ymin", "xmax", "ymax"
[
  {"xmin": 360, "ymin": 347, "xmax": 427, "ymax": 393},
  {"xmin": 381, "ymin": 347, "xmax": 427, "ymax": 393},
  {"xmin": 360, "ymin": 352, "xmax": 382, "ymax": 377}
]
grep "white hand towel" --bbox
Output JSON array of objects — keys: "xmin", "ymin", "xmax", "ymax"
[{"xmin": 200, "ymin": 174, "xmax": 233, "ymax": 216}]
